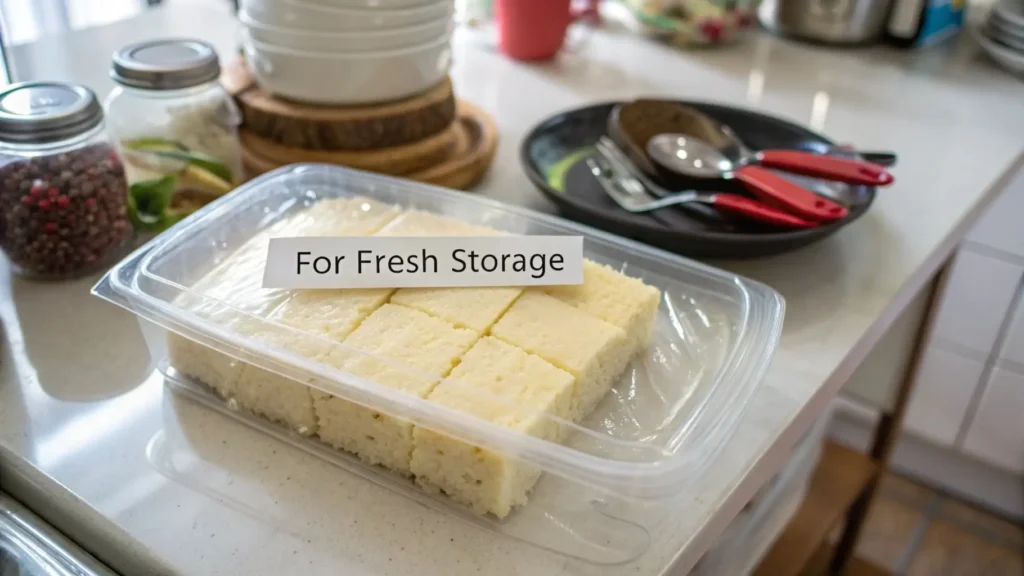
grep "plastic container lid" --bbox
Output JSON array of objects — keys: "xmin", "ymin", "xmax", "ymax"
[
  {"xmin": 94, "ymin": 164, "xmax": 784, "ymax": 502},
  {"xmin": 111, "ymin": 39, "xmax": 221, "ymax": 90},
  {"xmin": 0, "ymin": 82, "xmax": 103, "ymax": 143}
]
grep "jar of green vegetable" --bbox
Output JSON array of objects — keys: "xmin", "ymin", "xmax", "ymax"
[{"xmin": 104, "ymin": 39, "xmax": 242, "ymax": 232}]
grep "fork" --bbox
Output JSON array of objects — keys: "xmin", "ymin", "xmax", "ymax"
[{"xmin": 590, "ymin": 145, "xmax": 817, "ymax": 229}]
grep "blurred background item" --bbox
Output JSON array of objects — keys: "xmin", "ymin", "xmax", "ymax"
[
  {"xmin": 623, "ymin": 0, "xmax": 759, "ymax": 47},
  {"xmin": 0, "ymin": 0, "xmax": 183, "ymax": 45},
  {"xmin": 758, "ymin": 0, "xmax": 895, "ymax": 45},
  {"xmin": 886, "ymin": 0, "xmax": 966, "ymax": 48},
  {"xmin": 494, "ymin": 0, "xmax": 600, "ymax": 60},
  {"xmin": 972, "ymin": 0, "xmax": 1024, "ymax": 76},
  {"xmin": 757, "ymin": 0, "xmax": 965, "ymax": 47}
]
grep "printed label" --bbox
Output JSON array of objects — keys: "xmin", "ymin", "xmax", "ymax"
[{"xmin": 262, "ymin": 236, "xmax": 584, "ymax": 289}]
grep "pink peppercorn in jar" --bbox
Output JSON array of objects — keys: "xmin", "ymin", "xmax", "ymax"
[{"xmin": 0, "ymin": 81, "xmax": 131, "ymax": 279}]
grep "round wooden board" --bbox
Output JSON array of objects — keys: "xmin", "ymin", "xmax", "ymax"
[
  {"xmin": 410, "ymin": 100, "xmax": 498, "ymax": 190},
  {"xmin": 224, "ymin": 58, "xmax": 457, "ymax": 151},
  {"xmin": 242, "ymin": 100, "xmax": 498, "ymax": 191},
  {"xmin": 239, "ymin": 121, "xmax": 458, "ymax": 176}
]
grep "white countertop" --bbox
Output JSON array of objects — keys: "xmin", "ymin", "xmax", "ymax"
[{"xmin": 2, "ymin": 4, "xmax": 1023, "ymax": 576}]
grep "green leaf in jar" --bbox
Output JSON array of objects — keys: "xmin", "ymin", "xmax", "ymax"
[
  {"xmin": 178, "ymin": 164, "xmax": 233, "ymax": 196},
  {"xmin": 127, "ymin": 194, "xmax": 162, "ymax": 230},
  {"xmin": 123, "ymin": 137, "xmax": 189, "ymax": 152},
  {"xmin": 153, "ymin": 149, "xmax": 233, "ymax": 184},
  {"xmin": 128, "ymin": 175, "xmax": 177, "ymax": 231},
  {"xmin": 124, "ymin": 139, "xmax": 233, "ymax": 183}
]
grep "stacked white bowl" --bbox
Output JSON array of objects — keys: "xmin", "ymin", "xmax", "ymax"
[{"xmin": 239, "ymin": 0, "xmax": 455, "ymax": 105}]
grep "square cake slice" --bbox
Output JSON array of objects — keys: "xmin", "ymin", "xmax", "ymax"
[
  {"xmin": 272, "ymin": 196, "xmax": 401, "ymax": 238},
  {"xmin": 226, "ymin": 324, "xmax": 335, "ymax": 436},
  {"xmin": 168, "ymin": 197, "xmax": 401, "ymax": 430},
  {"xmin": 184, "ymin": 196, "xmax": 399, "ymax": 320},
  {"xmin": 543, "ymin": 260, "xmax": 661, "ymax": 354},
  {"xmin": 390, "ymin": 287, "xmax": 522, "ymax": 333},
  {"xmin": 167, "ymin": 332, "xmax": 244, "ymax": 400},
  {"xmin": 490, "ymin": 291, "xmax": 630, "ymax": 421},
  {"xmin": 211, "ymin": 288, "xmax": 394, "ymax": 434},
  {"xmin": 314, "ymin": 304, "xmax": 478, "ymax": 474},
  {"xmin": 167, "ymin": 251, "xmax": 283, "ymax": 406},
  {"xmin": 375, "ymin": 210, "xmax": 502, "ymax": 237},
  {"xmin": 185, "ymin": 233, "xmax": 287, "ymax": 320},
  {"xmin": 268, "ymin": 288, "xmax": 395, "ymax": 343},
  {"xmin": 381, "ymin": 210, "xmax": 521, "ymax": 334},
  {"xmin": 411, "ymin": 337, "xmax": 574, "ymax": 518}
]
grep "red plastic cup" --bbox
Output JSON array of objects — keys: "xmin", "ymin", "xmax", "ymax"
[{"xmin": 495, "ymin": 0, "xmax": 597, "ymax": 61}]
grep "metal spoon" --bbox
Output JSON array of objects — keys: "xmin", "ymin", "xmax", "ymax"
[
  {"xmin": 658, "ymin": 102, "xmax": 898, "ymax": 171},
  {"xmin": 646, "ymin": 134, "xmax": 851, "ymax": 223},
  {"xmin": 649, "ymin": 132, "xmax": 893, "ymax": 186},
  {"xmin": 707, "ymin": 116, "xmax": 897, "ymax": 168}
]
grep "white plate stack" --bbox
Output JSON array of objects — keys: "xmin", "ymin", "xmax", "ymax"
[
  {"xmin": 239, "ymin": 0, "xmax": 455, "ymax": 104},
  {"xmin": 975, "ymin": 0, "xmax": 1024, "ymax": 76}
]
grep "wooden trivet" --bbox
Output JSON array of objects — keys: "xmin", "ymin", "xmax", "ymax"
[
  {"xmin": 411, "ymin": 100, "xmax": 498, "ymax": 190},
  {"xmin": 239, "ymin": 121, "xmax": 458, "ymax": 176},
  {"xmin": 222, "ymin": 58, "xmax": 457, "ymax": 151},
  {"xmin": 242, "ymin": 100, "xmax": 498, "ymax": 191}
]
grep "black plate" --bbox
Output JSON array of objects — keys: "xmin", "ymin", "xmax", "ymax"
[{"xmin": 520, "ymin": 101, "xmax": 876, "ymax": 259}]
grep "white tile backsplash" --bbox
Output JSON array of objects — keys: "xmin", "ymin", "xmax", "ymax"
[
  {"xmin": 904, "ymin": 345, "xmax": 986, "ymax": 447},
  {"xmin": 997, "ymin": 298, "xmax": 1024, "ymax": 367},
  {"xmin": 900, "ymin": 173, "xmax": 1024, "ymax": 485},
  {"xmin": 928, "ymin": 249, "xmax": 1023, "ymax": 356},
  {"xmin": 967, "ymin": 171, "xmax": 1024, "ymax": 258},
  {"xmin": 963, "ymin": 368, "xmax": 1024, "ymax": 474}
]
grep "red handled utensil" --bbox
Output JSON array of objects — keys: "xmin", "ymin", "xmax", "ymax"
[
  {"xmin": 652, "ymin": 104, "xmax": 898, "ymax": 183},
  {"xmin": 643, "ymin": 134, "xmax": 851, "ymax": 223},
  {"xmin": 748, "ymin": 148, "xmax": 894, "ymax": 186},
  {"xmin": 587, "ymin": 154, "xmax": 818, "ymax": 229}
]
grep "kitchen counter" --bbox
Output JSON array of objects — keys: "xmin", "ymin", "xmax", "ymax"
[{"xmin": 2, "ymin": 4, "xmax": 1024, "ymax": 576}]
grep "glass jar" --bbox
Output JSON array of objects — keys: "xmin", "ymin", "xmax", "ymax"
[
  {"xmin": 104, "ymin": 39, "xmax": 242, "ymax": 232},
  {"xmin": 0, "ymin": 82, "xmax": 131, "ymax": 279}
]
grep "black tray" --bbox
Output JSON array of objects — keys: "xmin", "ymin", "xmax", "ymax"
[{"xmin": 520, "ymin": 101, "xmax": 876, "ymax": 259}]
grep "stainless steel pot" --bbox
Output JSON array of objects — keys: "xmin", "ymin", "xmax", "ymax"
[{"xmin": 758, "ymin": 0, "xmax": 895, "ymax": 45}]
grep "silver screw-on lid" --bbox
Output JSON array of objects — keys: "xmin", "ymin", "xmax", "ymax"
[
  {"xmin": 111, "ymin": 38, "xmax": 220, "ymax": 90},
  {"xmin": 0, "ymin": 81, "xmax": 103, "ymax": 144}
]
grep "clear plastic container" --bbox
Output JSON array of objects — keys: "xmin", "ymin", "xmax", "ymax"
[
  {"xmin": 93, "ymin": 164, "xmax": 784, "ymax": 563},
  {"xmin": 694, "ymin": 405, "xmax": 832, "ymax": 574}
]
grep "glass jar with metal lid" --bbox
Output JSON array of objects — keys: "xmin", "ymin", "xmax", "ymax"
[
  {"xmin": 104, "ymin": 38, "xmax": 242, "ymax": 232},
  {"xmin": 0, "ymin": 81, "xmax": 131, "ymax": 279}
]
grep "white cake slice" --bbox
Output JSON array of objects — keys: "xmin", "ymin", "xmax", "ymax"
[
  {"xmin": 411, "ymin": 337, "xmax": 574, "ymax": 518},
  {"xmin": 268, "ymin": 288, "xmax": 395, "ymax": 343},
  {"xmin": 375, "ymin": 210, "xmax": 502, "ymax": 238},
  {"xmin": 229, "ymin": 325, "xmax": 335, "ymax": 435},
  {"xmin": 390, "ymin": 287, "xmax": 523, "ymax": 333},
  {"xmin": 543, "ymin": 260, "xmax": 661, "ymax": 354},
  {"xmin": 490, "ymin": 290, "xmax": 630, "ymax": 421},
  {"xmin": 382, "ymin": 210, "xmax": 523, "ymax": 333},
  {"xmin": 167, "ymin": 197, "xmax": 401, "ymax": 430},
  {"xmin": 313, "ymin": 304, "xmax": 478, "ymax": 473}
]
